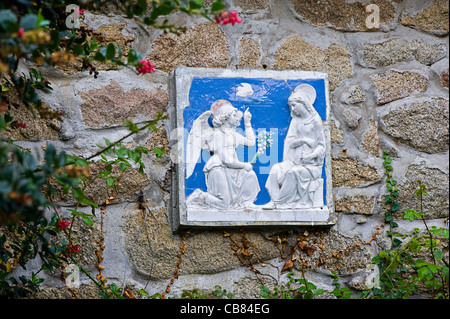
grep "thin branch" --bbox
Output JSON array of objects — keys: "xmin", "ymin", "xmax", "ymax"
[{"xmin": 85, "ymin": 115, "xmax": 166, "ymax": 161}]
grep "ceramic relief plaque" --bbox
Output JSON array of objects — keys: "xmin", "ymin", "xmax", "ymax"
[{"xmin": 169, "ymin": 68, "xmax": 334, "ymax": 230}]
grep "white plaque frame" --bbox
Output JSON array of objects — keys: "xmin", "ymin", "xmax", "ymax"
[{"xmin": 168, "ymin": 67, "xmax": 335, "ymax": 230}]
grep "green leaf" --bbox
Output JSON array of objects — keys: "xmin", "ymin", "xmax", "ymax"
[
  {"xmin": 75, "ymin": 158, "xmax": 89, "ymax": 167},
  {"xmin": 134, "ymin": 0, "xmax": 148, "ymax": 15},
  {"xmin": 127, "ymin": 49, "xmax": 142, "ymax": 65},
  {"xmin": 82, "ymin": 216, "xmax": 94, "ymax": 227},
  {"xmin": 392, "ymin": 238, "xmax": 402, "ymax": 247},
  {"xmin": 94, "ymin": 51, "xmax": 105, "ymax": 62},
  {"xmin": 259, "ymin": 285, "xmax": 273, "ymax": 299},
  {"xmin": 119, "ymin": 162, "xmax": 128, "ymax": 172},
  {"xmin": 189, "ymin": 0, "xmax": 204, "ymax": 9},
  {"xmin": 20, "ymin": 14, "xmax": 37, "ymax": 31},
  {"xmin": 404, "ymin": 209, "xmax": 414, "ymax": 222},
  {"xmin": 116, "ymin": 43, "xmax": 122, "ymax": 58},
  {"xmin": 106, "ymin": 43, "xmax": 116, "ymax": 60},
  {"xmin": 417, "ymin": 267, "xmax": 429, "ymax": 281},
  {"xmin": 306, "ymin": 282, "xmax": 317, "ymax": 290},
  {"xmin": 138, "ymin": 288, "xmax": 149, "ymax": 297},
  {"xmin": 24, "ymin": 151, "xmax": 37, "ymax": 171},
  {"xmin": 152, "ymin": 148, "xmax": 165, "ymax": 158},
  {"xmin": 314, "ymin": 288, "xmax": 324, "ymax": 295},
  {"xmin": 304, "ymin": 291, "xmax": 314, "ymax": 299},
  {"xmin": 390, "ymin": 201, "xmax": 402, "ymax": 212},
  {"xmin": 124, "ymin": 119, "xmax": 139, "ymax": 133},
  {"xmin": 115, "ymin": 147, "xmax": 128, "ymax": 159},
  {"xmin": 71, "ymin": 187, "xmax": 84, "ymax": 200},
  {"xmin": 69, "ymin": 209, "xmax": 93, "ymax": 217},
  {"xmin": 0, "ymin": 10, "xmax": 18, "ymax": 32},
  {"xmin": 80, "ymin": 198, "xmax": 98, "ymax": 208},
  {"xmin": 404, "ymin": 209, "xmax": 423, "ymax": 222},
  {"xmin": 384, "ymin": 212, "xmax": 393, "ymax": 223},
  {"xmin": 36, "ymin": 9, "xmax": 50, "ymax": 28},
  {"xmin": 104, "ymin": 138, "xmax": 112, "ymax": 147},
  {"xmin": 90, "ymin": 39, "xmax": 99, "ymax": 52},
  {"xmin": 31, "ymin": 68, "xmax": 39, "ymax": 80},
  {"xmin": 428, "ymin": 264, "xmax": 442, "ymax": 273},
  {"xmin": 433, "ymin": 249, "xmax": 443, "ymax": 261},
  {"xmin": 44, "ymin": 144, "xmax": 57, "ymax": 167},
  {"xmin": 408, "ymin": 240, "xmax": 420, "ymax": 253},
  {"xmin": 106, "ymin": 177, "xmax": 115, "ymax": 187},
  {"xmin": 211, "ymin": 0, "xmax": 226, "ymax": 12},
  {"xmin": 46, "ymin": 229, "xmax": 57, "ymax": 236},
  {"xmin": 331, "ymin": 288, "xmax": 343, "ymax": 298},
  {"xmin": 72, "ymin": 43, "xmax": 84, "ymax": 55},
  {"xmin": 0, "ymin": 234, "xmax": 6, "ymax": 245},
  {"xmin": 150, "ymin": 4, "xmax": 175, "ymax": 20}
]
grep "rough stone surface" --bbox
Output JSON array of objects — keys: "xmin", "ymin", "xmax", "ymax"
[
  {"xmin": 58, "ymin": 211, "xmax": 103, "ymax": 270},
  {"xmin": 88, "ymin": 163, "xmax": 150, "ymax": 204},
  {"xmin": 0, "ymin": 88, "xmax": 60, "ymax": 141},
  {"xmin": 330, "ymin": 121, "xmax": 344, "ymax": 145},
  {"xmin": 125, "ymin": 208, "xmax": 180, "ymax": 279},
  {"xmin": 0, "ymin": 227, "xmax": 23, "ymax": 273},
  {"xmin": 52, "ymin": 163, "xmax": 150, "ymax": 205},
  {"xmin": 141, "ymin": 123, "xmax": 172, "ymax": 192},
  {"xmin": 92, "ymin": 23, "xmax": 135, "ymax": 54},
  {"xmin": 361, "ymin": 39, "xmax": 447, "ymax": 68},
  {"xmin": 363, "ymin": 121, "xmax": 380, "ymax": 157},
  {"xmin": 234, "ymin": 0, "xmax": 270, "ymax": 11},
  {"xmin": 399, "ymin": 165, "xmax": 449, "ymax": 219},
  {"xmin": 79, "ymin": 81, "xmax": 168, "ymax": 128},
  {"xmin": 340, "ymin": 85, "xmax": 366, "ymax": 105},
  {"xmin": 274, "ymin": 36, "xmax": 352, "ymax": 90},
  {"xmin": 441, "ymin": 68, "xmax": 449, "ymax": 89},
  {"xmin": 291, "ymin": 229, "xmax": 374, "ymax": 275},
  {"xmin": 148, "ymin": 22, "xmax": 230, "ymax": 74},
  {"xmin": 401, "ymin": 0, "xmax": 449, "ymax": 36},
  {"xmin": 183, "ymin": 230, "xmax": 280, "ymax": 275},
  {"xmin": 54, "ymin": 22, "xmax": 135, "ymax": 74},
  {"xmin": 239, "ymin": 37, "xmax": 261, "ymax": 68},
  {"xmin": 233, "ymin": 276, "xmax": 270, "ymax": 299},
  {"xmin": 342, "ymin": 109, "xmax": 362, "ymax": 129},
  {"xmin": 380, "ymin": 98, "xmax": 449, "ymax": 153},
  {"xmin": 332, "ymin": 157, "xmax": 380, "ymax": 188},
  {"xmin": 125, "ymin": 210, "xmax": 280, "ymax": 279},
  {"xmin": 29, "ymin": 282, "xmax": 143, "ymax": 299},
  {"xmin": 289, "ymin": 0, "xmax": 396, "ymax": 31},
  {"xmin": 29, "ymin": 284, "xmax": 102, "ymax": 299},
  {"xmin": 372, "ymin": 70, "xmax": 428, "ymax": 105},
  {"xmin": 335, "ymin": 196, "xmax": 375, "ymax": 215}
]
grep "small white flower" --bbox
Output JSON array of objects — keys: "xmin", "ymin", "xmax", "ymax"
[{"xmin": 251, "ymin": 130, "xmax": 274, "ymax": 164}]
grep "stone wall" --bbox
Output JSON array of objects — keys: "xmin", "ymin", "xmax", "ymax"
[{"xmin": 6, "ymin": 0, "xmax": 449, "ymax": 298}]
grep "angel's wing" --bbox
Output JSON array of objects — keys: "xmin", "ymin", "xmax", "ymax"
[{"xmin": 185, "ymin": 111, "xmax": 213, "ymax": 179}]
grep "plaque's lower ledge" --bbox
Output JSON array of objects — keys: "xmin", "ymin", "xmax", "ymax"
[{"xmin": 179, "ymin": 207, "xmax": 331, "ymax": 227}]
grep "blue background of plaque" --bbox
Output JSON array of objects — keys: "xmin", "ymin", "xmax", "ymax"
[{"xmin": 184, "ymin": 77, "xmax": 327, "ymax": 206}]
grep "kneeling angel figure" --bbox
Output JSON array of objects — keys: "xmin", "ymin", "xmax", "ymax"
[{"xmin": 185, "ymin": 100, "xmax": 260, "ymax": 210}]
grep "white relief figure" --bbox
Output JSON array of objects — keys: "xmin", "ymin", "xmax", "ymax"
[
  {"xmin": 185, "ymin": 100, "xmax": 260, "ymax": 210},
  {"xmin": 265, "ymin": 84, "xmax": 326, "ymax": 209}
]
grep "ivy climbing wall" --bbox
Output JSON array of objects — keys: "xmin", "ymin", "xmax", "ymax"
[{"xmin": 3, "ymin": 0, "xmax": 448, "ymax": 298}]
